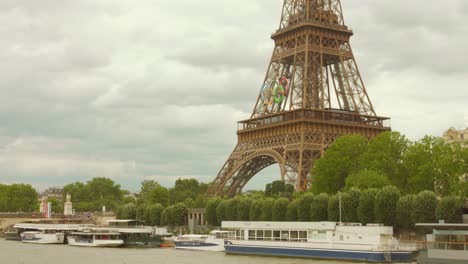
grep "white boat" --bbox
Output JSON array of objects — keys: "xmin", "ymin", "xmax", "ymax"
[
  {"xmin": 222, "ymin": 221, "xmax": 416, "ymax": 262},
  {"xmin": 67, "ymin": 230, "xmax": 124, "ymax": 247},
  {"xmin": 20, "ymin": 230, "xmax": 65, "ymax": 244},
  {"xmin": 173, "ymin": 231, "xmax": 227, "ymax": 252}
]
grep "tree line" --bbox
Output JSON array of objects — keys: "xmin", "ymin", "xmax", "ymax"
[
  {"xmin": 203, "ymin": 185, "xmax": 465, "ymax": 230},
  {"xmin": 0, "ymin": 184, "xmax": 38, "ymax": 212},
  {"xmin": 311, "ymin": 132, "xmax": 468, "ymax": 197}
]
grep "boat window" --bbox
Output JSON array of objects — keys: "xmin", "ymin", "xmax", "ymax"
[
  {"xmin": 290, "ymin": 231, "xmax": 299, "ymax": 241},
  {"xmin": 248, "ymin": 230, "xmax": 256, "ymax": 240},
  {"xmin": 256, "ymin": 230, "xmax": 264, "ymax": 241},
  {"xmin": 309, "ymin": 230, "xmax": 327, "ymax": 241},
  {"xmin": 273, "ymin": 230, "xmax": 281, "ymax": 241},
  {"xmin": 299, "ymin": 231, "xmax": 307, "ymax": 242},
  {"xmin": 265, "ymin": 230, "xmax": 272, "ymax": 240},
  {"xmin": 281, "ymin": 231, "xmax": 289, "ymax": 241},
  {"xmin": 340, "ymin": 235, "xmax": 344, "ymax": 241}
]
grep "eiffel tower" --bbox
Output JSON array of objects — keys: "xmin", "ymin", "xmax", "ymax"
[{"xmin": 207, "ymin": 0, "xmax": 390, "ymax": 197}]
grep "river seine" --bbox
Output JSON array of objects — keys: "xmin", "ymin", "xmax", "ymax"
[{"xmin": 0, "ymin": 240, "xmax": 414, "ymax": 264}]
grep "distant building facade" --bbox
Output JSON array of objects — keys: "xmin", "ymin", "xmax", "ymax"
[
  {"xmin": 443, "ymin": 127, "xmax": 468, "ymax": 148},
  {"xmin": 40, "ymin": 187, "xmax": 64, "ymax": 201}
]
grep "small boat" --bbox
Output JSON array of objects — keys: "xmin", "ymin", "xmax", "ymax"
[
  {"xmin": 104, "ymin": 220, "xmax": 163, "ymax": 248},
  {"xmin": 174, "ymin": 232, "xmax": 226, "ymax": 252},
  {"xmin": 14, "ymin": 223, "xmax": 93, "ymax": 244},
  {"xmin": 3, "ymin": 225, "xmax": 20, "ymax": 241},
  {"xmin": 20, "ymin": 230, "xmax": 65, "ymax": 244},
  {"xmin": 68, "ymin": 230, "xmax": 124, "ymax": 247}
]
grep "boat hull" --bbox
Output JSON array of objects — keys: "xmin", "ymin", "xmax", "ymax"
[
  {"xmin": 174, "ymin": 239, "xmax": 225, "ymax": 252},
  {"xmin": 225, "ymin": 244, "xmax": 413, "ymax": 263},
  {"xmin": 21, "ymin": 232, "xmax": 65, "ymax": 244},
  {"xmin": 68, "ymin": 237, "xmax": 124, "ymax": 247}
]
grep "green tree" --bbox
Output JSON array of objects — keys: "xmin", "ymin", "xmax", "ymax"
[
  {"xmin": 226, "ymin": 198, "xmax": 239, "ymax": 221},
  {"xmin": 249, "ymin": 199, "xmax": 263, "ymax": 221},
  {"xmin": 6, "ymin": 184, "xmax": 38, "ymax": 212},
  {"xmin": 272, "ymin": 198, "xmax": 289, "ymax": 221},
  {"xmin": 310, "ymin": 193, "xmax": 329, "ymax": 221},
  {"xmin": 261, "ymin": 198, "xmax": 275, "ymax": 221},
  {"xmin": 412, "ymin": 191, "xmax": 437, "ymax": 224},
  {"xmin": 265, "ymin": 181, "xmax": 294, "ymax": 197},
  {"xmin": 170, "ymin": 179, "xmax": 208, "ymax": 205},
  {"xmin": 436, "ymin": 196, "xmax": 463, "ymax": 223},
  {"xmin": 0, "ymin": 184, "xmax": 8, "ymax": 212},
  {"xmin": 205, "ymin": 198, "xmax": 221, "ymax": 226},
  {"xmin": 236, "ymin": 197, "xmax": 251, "ymax": 221},
  {"xmin": 374, "ymin": 186, "xmax": 401, "ymax": 226},
  {"xmin": 312, "ymin": 135, "xmax": 368, "ymax": 194},
  {"xmin": 359, "ymin": 132, "xmax": 409, "ymax": 189},
  {"xmin": 358, "ymin": 188, "xmax": 378, "ymax": 224},
  {"xmin": 344, "ymin": 188, "xmax": 361, "ymax": 222},
  {"xmin": 216, "ymin": 200, "xmax": 229, "ymax": 224},
  {"xmin": 297, "ymin": 194, "xmax": 315, "ymax": 221},
  {"xmin": 146, "ymin": 203, "xmax": 164, "ymax": 226},
  {"xmin": 404, "ymin": 136, "xmax": 464, "ymax": 195},
  {"xmin": 396, "ymin": 195, "xmax": 415, "ymax": 229},
  {"xmin": 117, "ymin": 203, "xmax": 137, "ymax": 220},
  {"xmin": 172, "ymin": 203, "xmax": 188, "ymax": 226},
  {"xmin": 286, "ymin": 199, "xmax": 299, "ymax": 221},
  {"xmin": 86, "ymin": 177, "xmax": 123, "ymax": 211},
  {"xmin": 345, "ymin": 170, "xmax": 391, "ymax": 190},
  {"xmin": 328, "ymin": 194, "xmax": 340, "ymax": 222}
]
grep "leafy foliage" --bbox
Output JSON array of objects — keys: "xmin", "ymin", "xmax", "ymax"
[
  {"xmin": 436, "ymin": 196, "xmax": 463, "ymax": 223},
  {"xmin": 249, "ymin": 199, "xmax": 263, "ymax": 221},
  {"xmin": 311, "ymin": 135, "xmax": 368, "ymax": 194},
  {"xmin": 411, "ymin": 191, "xmax": 437, "ymax": 224},
  {"xmin": 0, "ymin": 184, "xmax": 38, "ymax": 212},
  {"xmin": 345, "ymin": 170, "xmax": 391, "ymax": 190},
  {"xmin": 396, "ymin": 195, "xmax": 415, "ymax": 229},
  {"xmin": 261, "ymin": 198, "xmax": 275, "ymax": 221},
  {"xmin": 297, "ymin": 194, "xmax": 315, "ymax": 221},
  {"xmin": 286, "ymin": 199, "xmax": 299, "ymax": 221},
  {"xmin": 272, "ymin": 198, "xmax": 289, "ymax": 221},
  {"xmin": 374, "ymin": 186, "xmax": 401, "ymax": 226},
  {"xmin": 310, "ymin": 193, "xmax": 329, "ymax": 221},
  {"xmin": 357, "ymin": 188, "xmax": 378, "ymax": 224},
  {"xmin": 265, "ymin": 181, "xmax": 294, "ymax": 197}
]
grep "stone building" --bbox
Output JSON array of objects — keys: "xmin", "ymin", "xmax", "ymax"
[
  {"xmin": 41, "ymin": 187, "xmax": 64, "ymax": 201},
  {"xmin": 443, "ymin": 127, "xmax": 468, "ymax": 148},
  {"xmin": 187, "ymin": 208, "xmax": 207, "ymax": 226}
]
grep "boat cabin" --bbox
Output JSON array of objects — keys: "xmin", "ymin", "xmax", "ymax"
[{"xmin": 222, "ymin": 221, "xmax": 396, "ymax": 247}]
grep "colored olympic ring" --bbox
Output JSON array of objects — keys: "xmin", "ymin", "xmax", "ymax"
[
  {"xmin": 273, "ymin": 77, "xmax": 290, "ymax": 104},
  {"xmin": 274, "ymin": 85, "xmax": 285, "ymax": 103},
  {"xmin": 279, "ymin": 77, "xmax": 290, "ymax": 94}
]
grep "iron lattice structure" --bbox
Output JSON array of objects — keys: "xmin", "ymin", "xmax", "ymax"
[{"xmin": 207, "ymin": 0, "xmax": 390, "ymax": 197}]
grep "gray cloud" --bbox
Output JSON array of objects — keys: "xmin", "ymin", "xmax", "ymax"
[{"xmin": 0, "ymin": 0, "xmax": 466, "ymax": 191}]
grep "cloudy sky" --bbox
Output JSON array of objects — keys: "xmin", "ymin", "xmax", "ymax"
[{"xmin": 0, "ymin": 0, "xmax": 467, "ymax": 192}]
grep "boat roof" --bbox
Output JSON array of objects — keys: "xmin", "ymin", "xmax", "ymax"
[
  {"xmin": 415, "ymin": 223, "xmax": 468, "ymax": 230},
  {"xmin": 71, "ymin": 232, "xmax": 121, "ymax": 235},
  {"xmin": 13, "ymin": 223, "xmax": 92, "ymax": 230},
  {"xmin": 107, "ymin": 220, "xmax": 144, "ymax": 223},
  {"xmin": 179, "ymin": 234, "xmax": 211, "ymax": 238},
  {"xmin": 222, "ymin": 221, "xmax": 337, "ymax": 230},
  {"xmin": 91, "ymin": 227, "xmax": 152, "ymax": 234}
]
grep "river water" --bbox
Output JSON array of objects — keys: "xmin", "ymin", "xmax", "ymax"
[{"xmin": 0, "ymin": 240, "xmax": 414, "ymax": 264}]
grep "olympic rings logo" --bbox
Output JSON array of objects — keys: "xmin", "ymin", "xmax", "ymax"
[{"xmin": 261, "ymin": 77, "xmax": 290, "ymax": 106}]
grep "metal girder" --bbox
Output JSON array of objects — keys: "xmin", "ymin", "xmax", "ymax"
[{"xmin": 206, "ymin": 0, "xmax": 390, "ymax": 197}]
